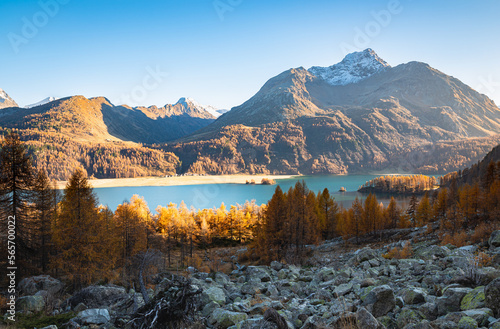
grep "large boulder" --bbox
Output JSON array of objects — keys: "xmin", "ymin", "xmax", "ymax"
[
  {"xmin": 245, "ymin": 266, "xmax": 271, "ymax": 282},
  {"xmin": 396, "ymin": 308, "xmax": 425, "ymax": 328},
  {"xmin": 241, "ymin": 282, "xmax": 265, "ymax": 295},
  {"xmin": 18, "ymin": 275, "xmax": 64, "ymax": 296},
  {"xmin": 209, "ymin": 308, "xmax": 248, "ymax": 329},
  {"xmin": 353, "ymin": 248, "xmax": 378, "ymax": 264},
  {"xmin": 67, "ymin": 285, "xmax": 129, "ymax": 309},
  {"xmin": 363, "ymin": 285, "xmax": 396, "ymax": 317},
  {"xmin": 415, "ymin": 245, "xmax": 449, "ymax": 260},
  {"xmin": 436, "ymin": 287, "xmax": 471, "ymax": 315},
  {"xmin": 77, "ymin": 308, "xmax": 111, "ymax": 325},
  {"xmin": 201, "ymin": 286, "xmax": 226, "ymax": 305},
  {"xmin": 460, "ymin": 286, "xmax": 485, "ymax": 310},
  {"xmin": 462, "ymin": 308, "xmax": 493, "ymax": 327},
  {"xmin": 457, "ymin": 316, "xmax": 478, "ymax": 329},
  {"xmin": 17, "ymin": 295, "xmax": 45, "ymax": 313},
  {"xmin": 401, "ymin": 288, "xmax": 427, "ymax": 305},
  {"xmin": 489, "ymin": 231, "xmax": 500, "ymax": 248},
  {"xmin": 485, "ymin": 277, "xmax": 500, "ymax": 317},
  {"xmin": 356, "ymin": 307, "xmax": 383, "ymax": 329}
]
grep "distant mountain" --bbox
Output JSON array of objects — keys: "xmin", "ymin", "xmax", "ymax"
[
  {"xmin": 0, "ymin": 88, "xmax": 18, "ymax": 109},
  {"xmin": 0, "ymin": 95, "xmax": 216, "ymax": 144},
  {"xmin": 25, "ymin": 96, "xmax": 58, "ymax": 109},
  {"xmin": 175, "ymin": 97, "xmax": 226, "ymax": 118},
  {"xmin": 171, "ymin": 49, "xmax": 500, "ymax": 175}
]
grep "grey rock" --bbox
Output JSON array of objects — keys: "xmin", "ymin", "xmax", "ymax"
[
  {"xmin": 77, "ymin": 308, "xmax": 111, "ymax": 325},
  {"xmin": 300, "ymin": 315, "xmax": 329, "ymax": 329},
  {"xmin": 401, "ymin": 288, "xmax": 427, "ymax": 305},
  {"xmin": 462, "ymin": 308, "xmax": 493, "ymax": 327},
  {"xmin": 270, "ymin": 261, "xmax": 284, "ymax": 271},
  {"xmin": 241, "ymin": 282, "xmax": 265, "ymax": 295},
  {"xmin": 485, "ymin": 277, "xmax": 500, "ymax": 317},
  {"xmin": 202, "ymin": 301, "xmax": 220, "ymax": 317},
  {"xmin": 17, "ymin": 295, "xmax": 45, "ymax": 313},
  {"xmin": 416, "ymin": 245, "xmax": 449, "ymax": 260},
  {"xmin": 363, "ymin": 284, "xmax": 395, "ymax": 317},
  {"xmin": 397, "ymin": 308, "xmax": 424, "ymax": 328},
  {"xmin": 354, "ymin": 247, "xmax": 378, "ymax": 263},
  {"xmin": 330, "ymin": 299, "xmax": 354, "ymax": 316},
  {"xmin": 209, "ymin": 308, "xmax": 248, "ymax": 329},
  {"xmin": 419, "ymin": 302, "xmax": 438, "ymax": 321},
  {"xmin": 356, "ymin": 307, "xmax": 382, "ymax": 329},
  {"xmin": 489, "ymin": 231, "xmax": 500, "ymax": 248},
  {"xmin": 202, "ymin": 286, "xmax": 226, "ymax": 305},
  {"xmin": 334, "ymin": 282, "xmax": 353, "ymax": 297},
  {"xmin": 18, "ymin": 275, "xmax": 64, "ymax": 296},
  {"xmin": 461, "ymin": 286, "xmax": 486, "ymax": 310},
  {"xmin": 436, "ymin": 287, "xmax": 472, "ymax": 315},
  {"xmin": 458, "ymin": 316, "xmax": 478, "ymax": 329},
  {"xmin": 67, "ymin": 285, "xmax": 129, "ymax": 309},
  {"xmin": 246, "ymin": 266, "xmax": 271, "ymax": 282}
]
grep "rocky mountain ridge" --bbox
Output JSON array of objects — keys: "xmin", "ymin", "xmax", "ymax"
[
  {"xmin": 0, "ymin": 95, "xmax": 216, "ymax": 144},
  {"xmin": 0, "ymin": 88, "xmax": 18, "ymax": 109},
  {"xmin": 171, "ymin": 50, "xmax": 500, "ymax": 175}
]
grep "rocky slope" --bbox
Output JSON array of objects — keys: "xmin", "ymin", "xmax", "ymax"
[
  {"xmin": 12, "ymin": 230, "xmax": 500, "ymax": 329},
  {"xmin": 0, "ymin": 88, "xmax": 18, "ymax": 109}
]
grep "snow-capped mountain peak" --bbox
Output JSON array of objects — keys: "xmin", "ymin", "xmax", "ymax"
[
  {"xmin": 308, "ymin": 48, "xmax": 391, "ymax": 86},
  {"xmin": 25, "ymin": 97, "xmax": 58, "ymax": 108},
  {"xmin": 0, "ymin": 88, "xmax": 19, "ymax": 108},
  {"xmin": 176, "ymin": 97, "xmax": 226, "ymax": 117}
]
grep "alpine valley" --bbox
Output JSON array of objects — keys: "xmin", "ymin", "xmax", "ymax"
[{"xmin": 2, "ymin": 49, "xmax": 500, "ymax": 180}]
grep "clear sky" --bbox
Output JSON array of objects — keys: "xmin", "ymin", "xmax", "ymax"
[{"xmin": 1, "ymin": 0, "xmax": 499, "ymax": 110}]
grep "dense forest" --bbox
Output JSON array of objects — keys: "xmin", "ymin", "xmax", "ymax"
[
  {"xmin": 358, "ymin": 175, "xmax": 439, "ymax": 194},
  {"xmin": 0, "ymin": 128, "xmax": 180, "ymax": 180},
  {"xmin": 1, "ymin": 133, "xmax": 500, "ymax": 292}
]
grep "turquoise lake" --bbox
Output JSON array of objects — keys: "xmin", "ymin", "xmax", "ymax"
[{"xmin": 93, "ymin": 175, "xmax": 418, "ymax": 212}]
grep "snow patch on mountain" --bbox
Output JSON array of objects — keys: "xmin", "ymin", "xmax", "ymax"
[
  {"xmin": 0, "ymin": 88, "xmax": 19, "ymax": 108},
  {"xmin": 309, "ymin": 48, "xmax": 391, "ymax": 86},
  {"xmin": 25, "ymin": 97, "xmax": 58, "ymax": 108},
  {"xmin": 176, "ymin": 97, "xmax": 225, "ymax": 117}
]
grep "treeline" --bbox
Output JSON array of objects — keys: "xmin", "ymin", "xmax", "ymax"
[
  {"xmin": 358, "ymin": 175, "xmax": 438, "ymax": 194},
  {"xmin": 441, "ymin": 143, "xmax": 500, "ymax": 188},
  {"xmin": 0, "ymin": 128, "xmax": 180, "ymax": 180}
]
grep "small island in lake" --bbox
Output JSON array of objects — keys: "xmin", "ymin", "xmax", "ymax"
[{"xmin": 358, "ymin": 175, "xmax": 440, "ymax": 195}]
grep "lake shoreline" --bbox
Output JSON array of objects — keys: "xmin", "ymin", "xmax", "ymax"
[{"xmin": 56, "ymin": 174, "xmax": 299, "ymax": 189}]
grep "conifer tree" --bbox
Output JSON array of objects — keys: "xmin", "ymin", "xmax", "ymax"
[
  {"xmin": 385, "ymin": 197, "xmax": 401, "ymax": 229},
  {"xmin": 0, "ymin": 132, "xmax": 35, "ymax": 276},
  {"xmin": 317, "ymin": 188, "xmax": 339, "ymax": 240},
  {"xmin": 33, "ymin": 170, "xmax": 57, "ymax": 273},
  {"xmin": 416, "ymin": 193, "xmax": 431, "ymax": 227},
  {"xmin": 263, "ymin": 185, "xmax": 287, "ymax": 261},
  {"xmin": 52, "ymin": 169, "xmax": 104, "ymax": 288}
]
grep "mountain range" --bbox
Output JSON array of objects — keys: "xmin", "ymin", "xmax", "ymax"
[
  {"xmin": 170, "ymin": 49, "xmax": 500, "ymax": 175},
  {"xmin": 1, "ymin": 49, "xmax": 500, "ymax": 179}
]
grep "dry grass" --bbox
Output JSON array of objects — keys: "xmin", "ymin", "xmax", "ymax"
[
  {"xmin": 382, "ymin": 241, "xmax": 413, "ymax": 259},
  {"xmin": 441, "ymin": 231, "xmax": 468, "ymax": 247},
  {"xmin": 470, "ymin": 222, "xmax": 498, "ymax": 244}
]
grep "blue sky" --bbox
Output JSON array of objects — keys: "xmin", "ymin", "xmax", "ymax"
[{"xmin": 1, "ymin": 0, "xmax": 499, "ymax": 109}]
